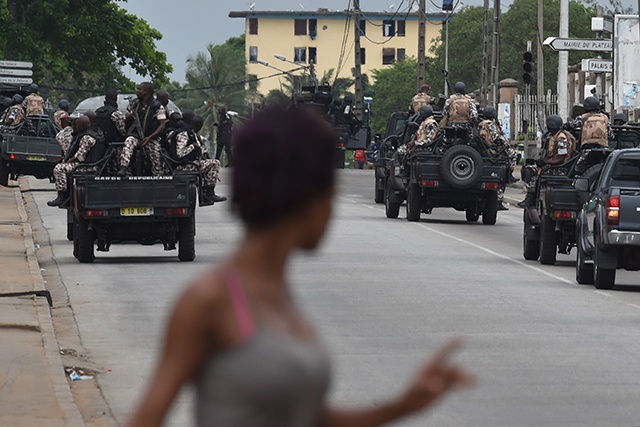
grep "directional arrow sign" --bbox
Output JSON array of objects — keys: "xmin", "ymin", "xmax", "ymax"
[
  {"xmin": 0, "ymin": 68, "xmax": 33, "ymax": 77},
  {"xmin": 0, "ymin": 60, "xmax": 33, "ymax": 69},
  {"xmin": 0, "ymin": 76, "xmax": 33, "ymax": 84},
  {"xmin": 544, "ymin": 37, "xmax": 612, "ymax": 52},
  {"xmin": 581, "ymin": 58, "xmax": 613, "ymax": 73}
]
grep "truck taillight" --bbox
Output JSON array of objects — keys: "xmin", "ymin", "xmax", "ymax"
[
  {"xmin": 9, "ymin": 154, "xmax": 16, "ymax": 160},
  {"xmin": 606, "ymin": 195, "xmax": 620, "ymax": 225},
  {"xmin": 482, "ymin": 182, "xmax": 500, "ymax": 190},
  {"xmin": 420, "ymin": 179, "xmax": 438, "ymax": 187},
  {"xmin": 166, "ymin": 208, "xmax": 188, "ymax": 216},
  {"xmin": 86, "ymin": 209, "xmax": 108, "ymax": 217},
  {"xmin": 553, "ymin": 210, "xmax": 575, "ymax": 220}
]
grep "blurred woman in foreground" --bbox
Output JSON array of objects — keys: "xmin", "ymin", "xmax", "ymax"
[{"xmin": 125, "ymin": 105, "xmax": 473, "ymax": 427}]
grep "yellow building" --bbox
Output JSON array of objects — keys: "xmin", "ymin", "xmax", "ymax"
[{"xmin": 229, "ymin": 8, "xmax": 447, "ymax": 95}]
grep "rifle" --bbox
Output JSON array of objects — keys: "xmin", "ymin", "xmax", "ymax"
[
  {"xmin": 127, "ymin": 96, "xmax": 145, "ymax": 143},
  {"xmin": 442, "ymin": 69, "xmax": 453, "ymax": 95}
]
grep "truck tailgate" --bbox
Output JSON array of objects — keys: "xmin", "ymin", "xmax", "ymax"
[
  {"xmin": 79, "ymin": 175, "xmax": 197, "ymax": 209},
  {"xmin": 5, "ymin": 134, "xmax": 62, "ymax": 161},
  {"xmin": 619, "ymin": 189, "xmax": 640, "ymax": 231},
  {"xmin": 543, "ymin": 177, "xmax": 580, "ymax": 212}
]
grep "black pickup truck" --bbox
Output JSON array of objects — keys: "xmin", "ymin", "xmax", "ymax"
[
  {"xmin": 0, "ymin": 115, "xmax": 61, "ymax": 186},
  {"xmin": 575, "ymin": 149, "xmax": 640, "ymax": 289},
  {"xmin": 69, "ymin": 170, "xmax": 212, "ymax": 263},
  {"xmin": 522, "ymin": 126, "xmax": 640, "ymax": 265}
]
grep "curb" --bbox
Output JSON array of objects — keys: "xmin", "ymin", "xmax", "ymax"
[{"xmin": 15, "ymin": 181, "xmax": 84, "ymax": 427}]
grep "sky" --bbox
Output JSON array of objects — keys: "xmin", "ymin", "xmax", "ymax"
[{"xmin": 120, "ymin": 0, "xmax": 638, "ymax": 83}]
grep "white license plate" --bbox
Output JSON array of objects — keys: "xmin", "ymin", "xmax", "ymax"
[
  {"xmin": 120, "ymin": 207, "xmax": 154, "ymax": 216},
  {"xmin": 26, "ymin": 155, "xmax": 45, "ymax": 161}
]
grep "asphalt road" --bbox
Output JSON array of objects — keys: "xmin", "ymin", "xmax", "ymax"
[{"xmin": 28, "ymin": 169, "xmax": 640, "ymax": 426}]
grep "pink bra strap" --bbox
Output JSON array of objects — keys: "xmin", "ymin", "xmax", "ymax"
[{"xmin": 223, "ymin": 268, "xmax": 255, "ymax": 340}]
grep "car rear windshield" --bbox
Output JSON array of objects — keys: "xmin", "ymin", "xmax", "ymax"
[{"xmin": 610, "ymin": 158, "xmax": 640, "ymax": 187}]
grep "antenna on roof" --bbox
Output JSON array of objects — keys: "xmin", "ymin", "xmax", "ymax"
[
  {"xmin": 299, "ymin": 3, "xmax": 304, "ymax": 9},
  {"xmin": 248, "ymin": 2, "xmax": 255, "ymax": 10}
]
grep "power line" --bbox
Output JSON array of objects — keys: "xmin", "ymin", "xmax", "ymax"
[{"xmin": 361, "ymin": 0, "xmax": 417, "ymax": 45}]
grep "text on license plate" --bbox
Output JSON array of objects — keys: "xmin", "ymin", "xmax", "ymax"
[
  {"xmin": 26, "ymin": 155, "xmax": 45, "ymax": 161},
  {"xmin": 120, "ymin": 207, "xmax": 154, "ymax": 216}
]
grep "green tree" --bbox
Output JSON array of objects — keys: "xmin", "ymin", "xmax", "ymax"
[
  {"xmin": 177, "ymin": 39, "xmax": 251, "ymax": 139},
  {"xmin": 0, "ymin": 0, "xmax": 172, "ymax": 89}
]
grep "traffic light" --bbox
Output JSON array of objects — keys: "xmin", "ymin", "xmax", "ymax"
[{"xmin": 522, "ymin": 51, "xmax": 534, "ymax": 85}]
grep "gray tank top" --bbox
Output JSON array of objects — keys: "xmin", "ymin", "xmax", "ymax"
[{"xmin": 194, "ymin": 270, "xmax": 332, "ymax": 427}]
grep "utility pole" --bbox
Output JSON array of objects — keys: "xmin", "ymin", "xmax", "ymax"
[
  {"xmin": 354, "ymin": 0, "xmax": 363, "ymax": 116},
  {"xmin": 491, "ymin": 0, "xmax": 500, "ymax": 108},
  {"xmin": 536, "ymin": 0, "xmax": 545, "ymax": 133},
  {"xmin": 558, "ymin": 0, "xmax": 569, "ymax": 120},
  {"xmin": 481, "ymin": 0, "xmax": 489, "ymax": 106},
  {"xmin": 417, "ymin": 0, "xmax": 426, "ymax": 90},
  {"xmin": 444, "ymin": 10, "xmax": 450, "ymax": 96}
]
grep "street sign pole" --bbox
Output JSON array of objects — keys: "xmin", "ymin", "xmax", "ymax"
[{"xmin": 558, "ymin": 0, "xmax": 569, "ymax": 120}]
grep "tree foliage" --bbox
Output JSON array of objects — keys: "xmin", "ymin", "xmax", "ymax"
[{"xmin": 0, "ymin": 0, "xmax": 172, "ymax": 90}]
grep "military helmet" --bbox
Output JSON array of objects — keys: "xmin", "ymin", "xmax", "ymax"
[
  {"xmin": 332, "ymin": 97, "xmax": 342, "ymax": 107},
  {"xmin": 613, "ymin": 113, "xmax": 627, "ymax": 124},
  {"xmin": 343, "ymin": 94, "xmax": 353, "ymax": 103},
  {"xmin": 58, "ymin": 99, "xmax": 69, "ymax": 109},
  {"xmin": 483, "ymin": 106, "xmax": 496, "ymax": 119},
  {"xmin": 12, "ymin": 94, "xmax": 23, "ymax": 104},
  {"xmin": 27, "ymin": 83, "xmax": 39, "ymax": 94},
  {"xmin": 546, "ymin": 114, "xmax": 563, "ymax": 131},
  {"xmin": 0, "ymin": 97, "xmax": 12, "ymax": 108},
  {"xmin": 583, "ymin": 96, "xmax": 600, "ymax": 112},
  {"xmin": 419, "ymin": 105, "xmax": 433, "ymax": 118},
  {"xmin": 453, "ymin": 81, "xmax": 466, "ymax": 94}
]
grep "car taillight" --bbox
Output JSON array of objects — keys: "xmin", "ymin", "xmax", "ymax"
[
  {"xmin": 606, "ymin": 195, "xmax": 620, "ymax": 225},
  {"xmin": 166, "ymin": 208, "xmax": 188, "ymax": 216}
]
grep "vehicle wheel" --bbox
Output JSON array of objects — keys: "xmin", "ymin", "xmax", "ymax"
[
  {"xmin": 0, "ymin": 159, "xmax": 9, "ymax": 187},
  {"xmin": 74, "ymin": 218, "xmax": 95, "ymax": 263},
  {"xmin": 374, "ymin": 176, "xmax": 384, "ymax": 204},
  {"xmin": 575, "ymin": 241, "xmax": 594, "ymax": 285},
  {"xmin": 178, "ymin": 215, "xmax": 196, "ymax": 262},
  {"xmin": 439, "ymin": 145, "xmax": 483, "ymax": 189},
  {"xmin": 406, "ymin": 183, "xmax": 421, "ymax": 222},
  {"xmin": 522, "ymin": 211, "xmax": 540, "ymax": 261},
  {"xmin": 465, "ymin": 208, "xmax": 479, "ymax": 222},
  {"xmin": 539, "ymin": 215, "xmax": 557, "ymax": 265},
  {"xmin": 384, "ymin": 179, "xmax": 400, "ymax": 219},
  {"xmin": 594, "ymin": 237, "xmax": 615, "ymax": 289},
  {"xmin": 482, "ymin": 190, "xmax": 498, "ymax": 225}
]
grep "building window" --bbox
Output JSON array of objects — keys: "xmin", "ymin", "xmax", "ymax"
[
  {"xmin": 397, "ymin": 48, "xmax": 406, "ymax": 61},
  {"xmin": 383, "ymin": 20, "xmax": 395, "ymax": 37},
  {"xmin": 309, "ymin": 19, "xmax": 317, "ymax": 39},
  {"xmin": 360, "ymin": 48, "xmax": 366, "ymax": 65},
  {"xmin": 295, "ymin": 19, "xmax": 307, "ymax": 35},
  {"xmin": 309, "ymin": 47, "xmax": 317, "ymax": 64},
  {"xmin": 249, "ymin": 46, "xmax": 258, "ymax": 63},
  {"xmin": 249, "ymin": 18, "xmax": 258, "ymax": 35},
  {"xmin": 382, "ymin": 47, "xmax": 395, "ymax": 65},
  {"xmin": 359, "ymin": 19, "xmax": 366, "ymax": 36},
  {"xmin": 397, "ymin": 20, "xmax": 406, "ymax": 36},
  {"xmin": 294, "ymin": 47, "xmax": 307, "ymax": 63}
]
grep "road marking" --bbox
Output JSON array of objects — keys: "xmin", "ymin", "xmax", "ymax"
[
  {"xmin": 594, "ymin": 291, "xmax": 612, "ymax": 297},
  {"xmin": 627, "ymin": 304, "xmax": 640, "ymax": 310}
]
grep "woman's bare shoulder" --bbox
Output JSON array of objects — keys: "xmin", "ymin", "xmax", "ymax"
[{"xmin": 177, "ymin": 267, "xmax": 229, "ymax": 312}]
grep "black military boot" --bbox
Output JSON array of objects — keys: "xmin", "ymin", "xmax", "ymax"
[
  {"xmin": 517, "ymin": 192, "xmax": 535, "ymax": 209},
  {"xmin": 47, "ymin": 191, "xmax": 68, "ymax": 207},
  {"xmin": 204, "ymin": 186, "xmax": 227, "ymax": 203},
  {"xmin": 498, "ymin": 202, "xmax": 509, "ymax": 211}
]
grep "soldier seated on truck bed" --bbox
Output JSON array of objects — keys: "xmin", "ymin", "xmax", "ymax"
[
  {"xmin": 397, "ymin": 105, "xmax": 439, "ymax": 157},
  {"xmin": 518, "ymin": 114, "xmax": 577, "ymax": 208},
  {"xmin": 2, "ymin": 94, "xmax": 24, "ymax": 128},
  {"xmin": 565, "ymin": 96, "xmax": 614, "ymax": 175},
  {"xmin": 47, "ymin": 116, "xmax": 106, "ymax": 206},
  {"xmin": 440, "ymin": 81, "xmax": 478, "ymax": 141},
  {"xmin": 164, "ymin": 112, "xmax": 227, "ymax": 203}
]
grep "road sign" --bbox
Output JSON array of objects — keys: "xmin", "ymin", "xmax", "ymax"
[
  {"xmin": 0, "ymin": 60, "xmax": 33, "ymax": 69},
  {"xmin": 0, "ymin": 76, "xmax": 33, "ymax": 84},
  {"xmin": 0, "ymin": 68, "xmax": 33, "ymax": 77},
  {"xmin": 581, "ymin": 58, "xmax": 613, "ymax": 73},
  {"xmin": 543, "ymin": 37, "xmax": 612, "ymax": 52}
]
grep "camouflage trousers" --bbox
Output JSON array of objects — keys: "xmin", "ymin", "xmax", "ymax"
[
  {"xmin": 52, "ymin": 162, "xmax": 97, "ymax": 192},
  {"xmin": 177, "ymin": 158, "xmax": 221, "ymax": 187},
  {"xmin": 119, "ymin": 136, "xmax": 165, "ymax": 176}
]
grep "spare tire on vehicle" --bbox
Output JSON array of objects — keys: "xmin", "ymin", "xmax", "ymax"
[{"xmin": 440, "ymin": 145, "xmax": 484, "ymax": 189}]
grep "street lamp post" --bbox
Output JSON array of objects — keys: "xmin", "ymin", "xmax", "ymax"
[{"xmin": 274, "ymin": 54, "xmax": 317, "ymax": 87}]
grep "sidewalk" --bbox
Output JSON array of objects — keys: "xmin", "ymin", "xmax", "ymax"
[{"xmin": 0, "ymin": 182, "xmax": 83, "ymax": 427}]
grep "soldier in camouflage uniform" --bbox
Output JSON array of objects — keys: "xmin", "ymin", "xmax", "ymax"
[
  {"xmin": 47, "ymin": 116, "xmax": 106, "ymax": 206},
  {"xmin": 478, "ymin": 106, "xmax": 519, "ymax": 210},
  {"xmin": 441, "ymin": 81, "xmax": 477, "ymax": 140},
  {"xmin": 165, "ymin": 113, "xmax": 226, "ymax": 203},
  {"xmin": 397, "ymin": 105, "xmax": 439, "ymax": 157},
  {"xmin": 566, "ymin": 96, "xmax": 614, "ymax": 175},
  {"xmin": 55, "ymin": 112, "xmax": 73, "ymax": 155},
  {"xmin": 518, "ymin": 115, "xmax": 577, "ymax": 208},
  {"xmin": 117, "ymin": 82, "xmax": 167, "ymax": 176},
  {"xmin": 23, "ymin": 84, "xmax": 44, "ymax": 116},
  {"xmin": 2, "ymin": 94, "xmax": 24, "ymax": 127},
  {"xmin": 410, "ymin": 84, "xmax": 432, "ymax": 114},
  {"xmin": 53, "ymin": 99, "xmax": 70, "ymax": 128}
]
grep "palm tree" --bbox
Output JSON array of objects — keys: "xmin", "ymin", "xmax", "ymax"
[{"xmin": 177, "ymin": 43, "xmax": 252, "ymax": 139}]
